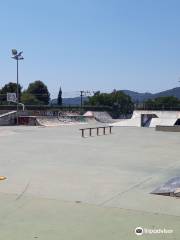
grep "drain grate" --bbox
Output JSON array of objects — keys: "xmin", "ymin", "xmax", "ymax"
[{"xmin": 151, "ymin": 177, "xmax": 180, "ymax": 198}]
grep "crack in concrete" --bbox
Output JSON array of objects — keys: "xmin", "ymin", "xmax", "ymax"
[
  {"xmin": 15, "ymin": 181, "xmax": 31, "ymax": 201},
  {"xmin": 100, "ymin": 177, "xmax": 153, "ymax": 206}
]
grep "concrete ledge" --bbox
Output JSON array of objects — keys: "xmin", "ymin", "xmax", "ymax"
[{"xmin": 156, "ymin": 125, "xmax": 180, "ymax": 132}]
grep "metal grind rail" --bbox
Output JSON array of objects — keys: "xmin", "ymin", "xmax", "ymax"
[{"xmin": 80, "ymin": 126, "xmax": 113, "ymax": 138}]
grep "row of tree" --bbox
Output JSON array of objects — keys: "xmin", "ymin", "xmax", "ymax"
[
  {"xmin": 85, "ymin": 91, "xmax": 180, "ymax": 115},
  {"xmin": 143, "ymin": 96, "xmax": 180, "ymax": 109},
  {"xmin": 86, "ymin": 92, "xmax": 180, "ymax": 109},
  {"xmin": 85, "ymin": 90, "xmax": 134, "ymax": 116},
  {"xmin": 1, "ymin": 81, "xmax": 180, "ymax": 113},
  {"xmin": 0, "ymin": 81, "xmax": 51, "ymax": 105}
]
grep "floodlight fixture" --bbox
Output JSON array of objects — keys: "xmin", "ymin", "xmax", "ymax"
[{"xmin": 12, "ymin": 49, "xmax": 17, "ymax": 55}]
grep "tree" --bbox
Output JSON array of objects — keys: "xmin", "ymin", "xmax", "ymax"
[
  {"xmin": 21, "ymin": 92, "xmax": 43, "ymax": 105},
  {"xmin": 143, "ymin": 99, "xmax": 155, "ymax": 109},
  {"xmin": 0, "ymin": 89, "xmax": 3, "ymax": 103},
  {"xmin": 85, "ymin": 90, "xmax": 134, "ymax": 115},
  {"xmin": 154, "ymin": 96, "xmax": 179, "ymax": 108},
  {"xmin": 0, "ymin": 82, "xmax": 22, "ymax": 102},
  {"xmin": 57, "ymin": 87, "xmax": 62, "ymax": 105},
  {"xmin": 26, "ymin": 80, "xmax": 50, "ymax": 105},
  {"xmin": 144, "ymin": 96, "xmax": 180, "ymax": 109}
]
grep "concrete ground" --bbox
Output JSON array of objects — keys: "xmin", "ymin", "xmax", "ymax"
[{"xmin": 0, "ymin": 125, "xmax": 180, "ymax": 239}]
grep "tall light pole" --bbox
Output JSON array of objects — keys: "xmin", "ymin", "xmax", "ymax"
[{"xmin": 11, "ymin": 49, "xmax": 24, "ymax": 125}]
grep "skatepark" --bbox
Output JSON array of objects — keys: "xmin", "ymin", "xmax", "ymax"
[
  {"xmin": 1, "ymin": 110, "xmax": 180, "ymax": 128},
  {"xmin": 2, "ymin": 0, "xmax": 180, "ymax": 238},
  {"xmin": 0, "ymin": 117, "xmax": 180, "ymax": 239}
]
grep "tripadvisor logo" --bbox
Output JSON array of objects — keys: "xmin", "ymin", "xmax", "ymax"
[
  {"xmin": 135, "ymin": 227, "xmax": 143, "ymax": 236},
  {"xmin": 135, "ymin": 226, "xmax": 174, "ymax": 236}
]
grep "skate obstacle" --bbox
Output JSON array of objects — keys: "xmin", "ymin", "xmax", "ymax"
[{"xmin": 80, "ymin": 126, "xmax": 113, "ymax": 138}]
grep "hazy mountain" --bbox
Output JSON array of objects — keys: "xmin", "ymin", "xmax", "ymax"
[
  {"xmin": 153, "ymin": 87, "xmax": 180, "ymax": 99},
  {"xmin": 123, "ymin": 87, "xmax": 180, "ymax": 102},
  {"xmin": 51, "ymin": 87, "xmax": 180, "ymax": 105},
  {"xmin": 122, "ymin": 90, "xmax": 153, "ymax": 102},
  {"xmin": 51, "ymin": 96, "xmax": 87, "ymax": 106}
]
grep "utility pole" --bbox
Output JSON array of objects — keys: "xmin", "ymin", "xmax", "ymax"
[
  {"xmin": 80, "ymin": 90, "xmax": 84, "ymax": 109},
  {"xmin": 80, "ymin": 90, "xmax": 92, "ymax": 112}
]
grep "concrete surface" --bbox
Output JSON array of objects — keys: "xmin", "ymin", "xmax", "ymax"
[{"xmin": 0, "ymin": 125, "xmax": 180, "ymax": 239}]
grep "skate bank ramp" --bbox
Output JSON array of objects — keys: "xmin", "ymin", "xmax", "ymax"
[
  {"xmin": 112, "ymin": 110, "xmax": 180, "ymax": 127},
  {"xmin": 83, "ymin": 111, "xmax": 114, "ymax": 123},
  {"xmin": 0, "ymin": 111, "xmax": 17, "ymax": 126}
]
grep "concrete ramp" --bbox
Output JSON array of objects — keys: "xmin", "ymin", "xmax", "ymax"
[
  {"xmin": 111, "ymin": 118, "xmax": 141, "ymax": 127},
  {"xmin": 111, "ymin": 111, "xmax": 141, "ymax": 127},
  {"xmin": 111, "ymin": 110, "xmax": 180, "ymax": 128},
  {"xmin": 149, "ymin": 118, "xmax": 177, "ymax": 127},
  {"xmin": 0, "ymin": 111, "xmax": 17, "ymax": 126},
  {"xmin": 151, "ymin": 177, "xmax": 180, "ymax": 197},
  {"xmin": 84, "ymin": 111, "xmax": 114, "ymax": 123}
]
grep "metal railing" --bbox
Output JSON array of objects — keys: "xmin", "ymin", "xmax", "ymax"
[{"xmin": 79, "ymin": 126, "xmax": 113, "ymax": 138}]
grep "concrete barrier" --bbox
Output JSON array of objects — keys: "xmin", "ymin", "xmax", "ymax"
[{"xmin": 156, "ymin": 125, "xmax": 180, "ymax": 132}]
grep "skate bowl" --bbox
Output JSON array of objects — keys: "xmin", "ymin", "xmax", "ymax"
[
  {"xmin": 35, "ymin": 112, "xmax": 114, "ymax": 127},
  {"xmin": 36, "ymin": 116, "xmax": 66, "ymax": 126},
  {"xmin": 112, "ymin": 110, "xmax": 180, "ymax": 128},
  {"xmin": 35, "ymin": 115, "xmax": 92, "ymax": 126}
]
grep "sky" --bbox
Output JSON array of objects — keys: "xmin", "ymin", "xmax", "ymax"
[{"xmin": 1, "ymin": 0, "xmax": 180, "ymax": 98}]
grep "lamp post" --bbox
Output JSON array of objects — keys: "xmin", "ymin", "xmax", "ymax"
[{"xmin": 11, "ymin": 49, "xmax": 24, "ymax": 125}]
